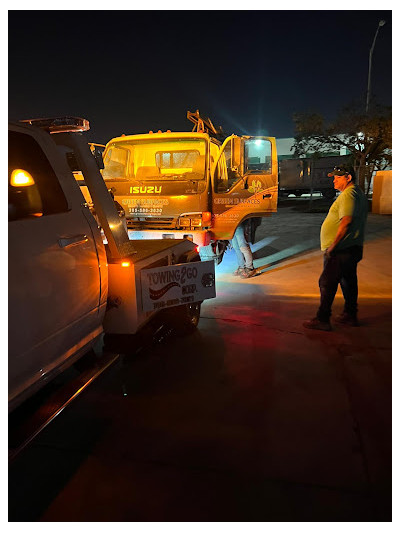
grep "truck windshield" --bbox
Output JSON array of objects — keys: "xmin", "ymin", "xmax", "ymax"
[{"xmin": 102, "ymin": 138, "xmax": 207, "ymax": 182}]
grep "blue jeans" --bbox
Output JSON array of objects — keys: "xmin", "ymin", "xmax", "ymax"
[
  {"xmin": 231, "ymin": 223, "xmax": 253, "ymax": 269},
  {"xmin": 317, "ymin": 245, "xmax": 363, "ymax": 321}
]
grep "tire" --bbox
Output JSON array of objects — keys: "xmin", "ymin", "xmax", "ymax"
[
  {"xmin": 322, "ymin": 188, "xmax": 336, "ymax": 199},
  {"xmin": 168, "ymin": 302, "xmax": 201, "ymax": 335}
]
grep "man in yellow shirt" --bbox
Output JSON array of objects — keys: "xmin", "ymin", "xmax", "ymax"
[{"xmin": 303, "ymin": 165, "xmax": 368, "ymax": 331}]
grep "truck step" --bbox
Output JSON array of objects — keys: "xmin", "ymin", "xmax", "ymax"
[{"xmin": 8, "ymin": 350, "xmax": 120, "ymax": 462}]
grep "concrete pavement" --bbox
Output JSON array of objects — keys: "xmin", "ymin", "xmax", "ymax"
[{"xmin": 9, "ymin": 207, "xmax": 392, "ymax": 521}]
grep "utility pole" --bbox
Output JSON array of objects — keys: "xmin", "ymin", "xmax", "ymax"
[{"xmin": 366, "ymin": 20, "xmax": 386, "ymax": 113}]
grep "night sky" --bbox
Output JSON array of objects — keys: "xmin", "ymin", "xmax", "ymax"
[{"xmin": 8, "ymin": 10, "xmax": 392, "ymax": 144}]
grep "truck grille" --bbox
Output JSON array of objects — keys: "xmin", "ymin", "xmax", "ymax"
[{"xmin": 127, "ymin": 217, "xmax": 176, "ymax": 230}]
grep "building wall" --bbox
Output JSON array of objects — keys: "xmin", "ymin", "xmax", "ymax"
[{"xmin": 276, "ymin": 137, "xmax": 349, "ymax": 158}]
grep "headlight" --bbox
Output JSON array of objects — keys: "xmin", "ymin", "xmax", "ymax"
[{"xmin": 178, "ymin": 213, "xmax": 209, "ymax": 229}]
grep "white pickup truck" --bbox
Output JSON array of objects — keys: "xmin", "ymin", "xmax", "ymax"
[{"xmin": 8, "ymin": 117, "xmax": 215, "ymax": 412}]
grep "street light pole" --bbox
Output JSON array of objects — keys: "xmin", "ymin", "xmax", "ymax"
[{"xmin": 366, "ymin": 19, "xmax": 386, "ymax": 113}]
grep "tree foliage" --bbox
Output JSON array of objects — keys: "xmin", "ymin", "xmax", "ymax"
[{"xmin": 292, "ymin": 102, "xmax": 392, "ymax": 193}]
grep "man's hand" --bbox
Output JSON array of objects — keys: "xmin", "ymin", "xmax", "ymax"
[
  {"xmin": 326, "ymin": 215, "xmax": 352, "ymax": 258},
  {"xmin": 324, "ymin": 246, "xmax": 334, "ymax": 259},
  {"xmin": 326, "ymin": 244, "xmax": 335, "ymax": 258}
]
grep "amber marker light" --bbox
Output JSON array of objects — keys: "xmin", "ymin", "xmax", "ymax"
[
  {"xmin": 10, "ymin": 169, "xmax": 35, "ymax": 187},
  {"xmin": 202, "ymin": 211, "xmax": 212, "ymax": 224}
]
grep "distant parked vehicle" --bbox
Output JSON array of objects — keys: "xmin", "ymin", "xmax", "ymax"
[{"xmin": 279, "ymin": 155, "xmax": 351, "ymax": 199}]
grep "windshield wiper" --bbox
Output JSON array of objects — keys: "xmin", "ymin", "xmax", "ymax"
[
  {"xmin": 161, "ymin": 172, "xmax": 203, "ymax": 180},
  {"xmin": 103, "ymin": 177, "xmax": 130, "ymax": 182}
]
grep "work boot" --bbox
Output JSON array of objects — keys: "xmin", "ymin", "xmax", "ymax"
[
  {"xmin": 334, "ymin": 312, "xmax": 359, "ymax": 327},
  {"xmin": 303, "ymin": 317, "xmax": 332, "ymax": 331},
  {"xmin": 240, "ymin": 267, "xmax": 256, "ymax": 279},
  {"xmin": 233, "ymin": 267, "xmax": 244, "ymax": 276}
]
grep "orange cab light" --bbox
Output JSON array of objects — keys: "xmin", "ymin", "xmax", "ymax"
[
  {"xmin": 202, "ymin": 211, "xmax": 212, "ymax": 224},
  {"xmin": 121, "ymin": 261, "xmax": 131, "ymax": 267},
  {"xmin": 10, "ymin": 169, "xmax": 35, "ymax": 187}
]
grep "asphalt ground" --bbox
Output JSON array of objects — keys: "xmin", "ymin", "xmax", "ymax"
[{"xmin": 8, "ymin": 198, "xmax": 392, "ymax": 522}]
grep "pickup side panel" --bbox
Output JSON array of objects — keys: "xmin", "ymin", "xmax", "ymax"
[{"xmin": 8, "ymin": 124, "xmax": 105, "ymax": 410}]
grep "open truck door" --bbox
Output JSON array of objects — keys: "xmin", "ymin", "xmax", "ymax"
[{"xmin": 211, "ymin": 135, "xmax": 278, "ymax": 241}]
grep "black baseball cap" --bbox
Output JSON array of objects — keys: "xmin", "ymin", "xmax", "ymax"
[{"xmin": 328, "ymin": 165, "xmax": 355, "ymax": 179}]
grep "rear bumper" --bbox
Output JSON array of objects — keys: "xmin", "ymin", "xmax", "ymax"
[{"xmin": 127, "ymin": 229, "xmax": 212, "ymax": 247}]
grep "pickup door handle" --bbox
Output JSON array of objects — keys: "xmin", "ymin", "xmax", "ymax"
[{"xmin": 58, "ymin": 234, "xmax": 88, "ymax": 248}]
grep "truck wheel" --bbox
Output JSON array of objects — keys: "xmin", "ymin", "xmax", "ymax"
[
  {"xmin": 168, "ymin": 302, "xmax": 201, "ymax": 334},
  {"xmin": 322, "ymin": 189, "xmax": 336, "ymax": 199}
]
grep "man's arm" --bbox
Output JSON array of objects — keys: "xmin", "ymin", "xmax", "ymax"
[{"xmin": 326, "ymin": 215, "xmax": 352, "ymax": 256}]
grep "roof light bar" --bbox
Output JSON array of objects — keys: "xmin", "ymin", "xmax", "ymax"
[{"xmin": 19, "ymin": 116, "xmax": 90, "ymax": 133}]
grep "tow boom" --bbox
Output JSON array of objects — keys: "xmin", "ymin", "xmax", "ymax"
[{"xmin": 186, "ymin": 110, "xmax": 224, "ymax": 140}]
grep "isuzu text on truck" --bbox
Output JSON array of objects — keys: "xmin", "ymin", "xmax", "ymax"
[
  {"xmin": 8, "ymin": 117, "xmax": 215, "ymax": 412},
  {"xmin": 102, "ymin": 111, "xmax": 278, "ymax": 263}
]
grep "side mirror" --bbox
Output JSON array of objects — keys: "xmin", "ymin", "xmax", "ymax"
[
  {"xmin": 92, "ymin": 146, "xmax": 105, "ymax": 170},
  {"xmin": 66, "ymin": 145, "xmax": 105, "ymax": 172}
]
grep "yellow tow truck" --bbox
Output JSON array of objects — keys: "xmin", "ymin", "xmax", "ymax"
[{"xmin": 102, "ymin": 110, "xmax": 278, "ymax": 263}]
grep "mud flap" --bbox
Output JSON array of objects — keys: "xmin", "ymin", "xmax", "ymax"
[{"xmin": 199, "ymin": 241, "xmax": 228, "ymax": 265}]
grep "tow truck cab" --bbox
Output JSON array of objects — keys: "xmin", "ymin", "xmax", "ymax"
[{"xmin": 102, "ymin": 113, "xmax": 278, "ymax": 263}]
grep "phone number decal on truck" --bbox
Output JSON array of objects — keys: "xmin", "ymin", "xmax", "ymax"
[{"xmin": 141, "ymin": 260, "xmax": 216, "ymax": 312}]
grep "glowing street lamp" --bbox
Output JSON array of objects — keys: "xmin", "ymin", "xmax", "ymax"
[{"xmin": 366, "ymin": 19, "xmax": 386, "ymax": 113}]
